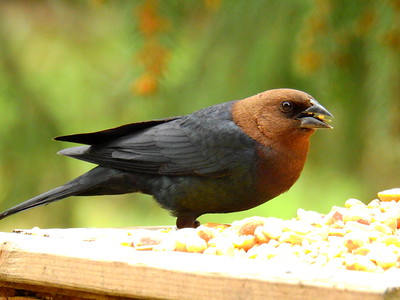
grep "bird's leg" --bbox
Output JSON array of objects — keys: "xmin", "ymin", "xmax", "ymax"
[{"xmin": 176, "ymin": 216, "xmax": 200, "ymax": 229}]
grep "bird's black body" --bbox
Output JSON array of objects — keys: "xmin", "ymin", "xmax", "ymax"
[
  {"xmin": 0, "ymin": 101, "xmax": 262, "ymax": 227},
  {"xmin": 69, "ymin": 102, "xmax": 262, "ymax": 221},
  {"xmin": 0, "ymin": 89, "xmax": 332, "ymax": 228}
]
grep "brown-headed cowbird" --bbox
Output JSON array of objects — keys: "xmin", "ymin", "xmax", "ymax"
[{"xmin": 0, "ymin": 89, "xmax": 332, "ymax": 228}]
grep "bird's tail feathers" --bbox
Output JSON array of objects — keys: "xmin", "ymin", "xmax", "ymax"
[
  {"xmin": 0, "ymin": 183, "xmax": 86, "ymax": 220},
  {"xmin": 0, "ymin": 167, "xmax": 137, "ymax": 220}
]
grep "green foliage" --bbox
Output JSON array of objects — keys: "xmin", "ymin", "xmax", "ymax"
[{"xmin": 0, "ymin": 1, "xmax": 399, "ymax": 230}]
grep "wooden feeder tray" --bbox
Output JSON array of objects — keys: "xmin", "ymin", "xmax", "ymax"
[{"xmin": 0, "ymin": 227, "xmax": 399, "ymax": 300}]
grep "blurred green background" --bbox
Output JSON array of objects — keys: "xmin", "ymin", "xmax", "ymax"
[{"xmin": 0, "ymin": 0, "xmax": 399, "ymax": 231}]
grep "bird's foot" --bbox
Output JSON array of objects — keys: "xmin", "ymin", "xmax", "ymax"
[{"xmin": 176, "ymin": 216, "xmax": 200, "ymax": 229}]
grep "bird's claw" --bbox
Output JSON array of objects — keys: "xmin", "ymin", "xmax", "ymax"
[{"xmin": 176, "ymin": 216, "xmax": 200, "ymax": 229}]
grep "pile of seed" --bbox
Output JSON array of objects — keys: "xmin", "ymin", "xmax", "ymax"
[{"xmin": 122, "ymin": 188, "xmax": 400, "ymax": 273}]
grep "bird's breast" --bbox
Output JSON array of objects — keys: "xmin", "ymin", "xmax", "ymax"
[{"xmin": 253, "ymin": 141, "xmax": 309, "ymax": 201}]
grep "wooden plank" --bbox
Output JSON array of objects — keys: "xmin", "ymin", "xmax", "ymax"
[
  {"xmin": 11, "ymin": 227, "xmax": 168, "ymax": 242},
  {"xmin": 0, "ymin": 281, "xmax": 139, "ymax": 300},
  {"xmin": 0, "ymin": 231, "xmax": 399, "ymax": 300}
]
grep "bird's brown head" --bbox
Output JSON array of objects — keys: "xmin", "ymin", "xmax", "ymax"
[{"xmin": 232, "ymin": 88, "xmax": 333, "ymax": 148}]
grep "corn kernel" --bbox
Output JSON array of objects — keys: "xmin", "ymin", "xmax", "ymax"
[
  {"xmin": 373, "ymin": 222, "xmax": 394, "ymax": 235},
  {"xmin": 344, "ymin": 254, "xmax": 377, "ymax": 272},
  {"xmin": 247, "ymin": 243, "xmax": 278, "ymax": 259},
  {"xmin": 233, "ymin": 235, "xmax": 256, "ymax": 251},
  {"xmin": 185, "ymin": 236, "xmax": 208, "ymax": 253},
  {"xmin": 279, "ymin": 232, "xmax": 304, "ymax": 245},
  {"xmin": 197, "ymin": 226, "xmax": 216, "ymax": 242},
  {"xmin": 367, "ymin": 199, "xmax": 381, "ymax": 209},
  {"xmin": 297, "ymin": 208, "xmax": 324, "ymax": 224},
  {"xmin": 343, "ymin": 232, "xmax": 369, "ymax": 252},
  {"xmin": 378, "ymin": 188, "xmax": 400, "ymax": 202},
  {"xmin": 203, "ymin": 246, "xmax": 217, "ymax": 255},
  {"xmin": 174, "ymin": 228, "xmax": 197, "ymax": 252},
  {"xmin": 283, "ymin": 220, "xmax": 314, "ymax": 235},
  {"xmin": 342, "ymin": 208, "xmax": 372, "ymax": 224},
  {"xmin": 153, "ymin": 239, "xmax": 176, "ymax": 251},
  {"xmin": 380, "ymin": 236, "xmax": 400, "ymax": 247},
  {"xmin": 354, "ymin": 246, "xmax": 371, "ymax": 256},
  {"xmin": 345, "ymin": 198, "xmax": 365, "ymax": 208},
  {"xmin": 237, "ymin": 217, "xmax": 265, "ymax": 236},
  {"xmin": 254, "ymin": 225, "xmax": 270, "ymax": 243},
  {"xmin": 328, "ymin": 227, "xmax": 346, "ymax": 237},
  {"xmin": 373, "ymin": 212, "xmax": 398, "ymax": 231},
  {"xmin": 368, "ymin": 245, "xmax": 399, "ymax": 269},
  {"xmin": 260, "ymin": 221, "xmax": 283, "ymax": 240},
  {"xmin": 324, "ymin": 210, "xmax": 344, "ymax": 225},
  {"xmin": 208, "ymin": 237, "xmax": 235, "ymax": 256}
]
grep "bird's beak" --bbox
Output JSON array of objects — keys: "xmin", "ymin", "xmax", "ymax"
[{"xmin": 297, "ymin": 99, "xmax": 333, "ymax": 129}]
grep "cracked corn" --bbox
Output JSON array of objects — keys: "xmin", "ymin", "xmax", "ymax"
[{"xmin": 122, "ymin": 190, "xmax": 400, "ymax": 273}]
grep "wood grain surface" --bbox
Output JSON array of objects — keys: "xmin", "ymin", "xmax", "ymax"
[{"xmin": 0, "ymin": 229, "xmax": 399, "ymax": 300}]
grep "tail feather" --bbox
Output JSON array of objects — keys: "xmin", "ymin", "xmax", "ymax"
[
  {"xmin": 0, "ymin": 167, "xmax": 138, "ymax": 220},
  {"xmin": 0, "ymin": 183, "xmax": 86, "ymax": 220}
]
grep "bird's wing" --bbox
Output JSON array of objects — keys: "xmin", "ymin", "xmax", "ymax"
[
  {"xmin": 59, "ymin": 109, "xmax": 254, "ymax": 177},
  {"xmin": 54, "ymin": 117, "xmax": 180, "ymax": 145}
]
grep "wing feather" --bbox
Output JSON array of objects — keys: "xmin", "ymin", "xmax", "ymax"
[{"xmin": 57, "ymin": 102, "xmax": 254, "ymax": 177}]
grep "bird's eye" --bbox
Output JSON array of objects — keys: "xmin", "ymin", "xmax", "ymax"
[{"xmin": 280, "ymin": 101, "xmax": 293, "ymax": 113}]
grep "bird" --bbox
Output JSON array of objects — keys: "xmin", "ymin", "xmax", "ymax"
[{"xmin": 0, "ymin": 89, "xmax": 333, "ymax": 228}]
